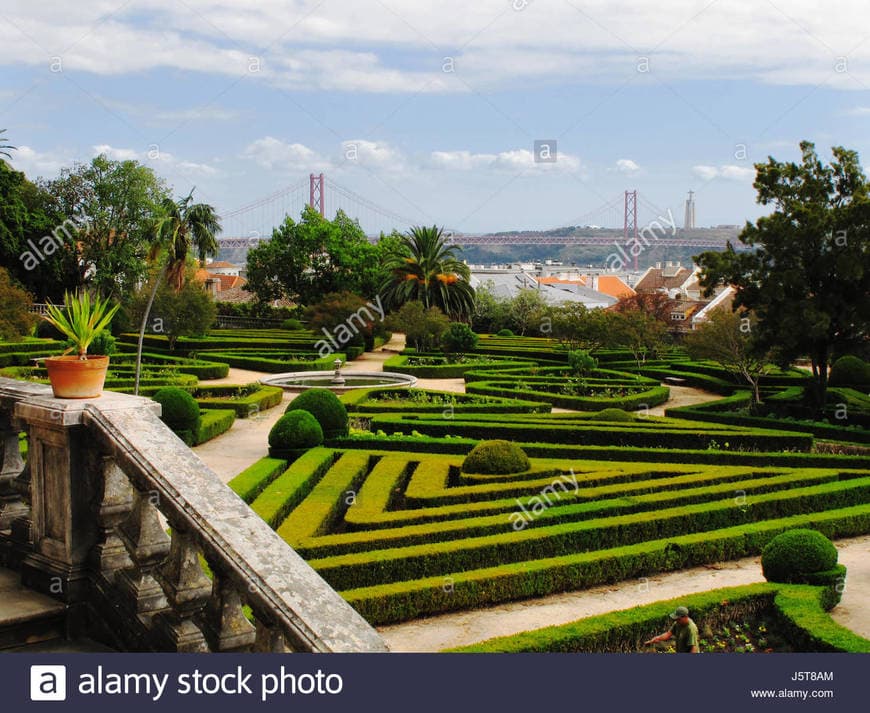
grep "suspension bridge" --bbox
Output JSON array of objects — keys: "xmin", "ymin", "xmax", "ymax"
[{"xmin": 216, "ymin": 174, "xmax": 740, "ymax": 257}]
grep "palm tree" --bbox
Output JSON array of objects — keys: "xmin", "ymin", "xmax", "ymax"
[
  {"xmin": 382, "ymin": 225, "xmax": 475, "ymax": 319},
  {"xmin": 0, "ymin": 129, "xmax": 15, "ymax": 160},
  {"xmin": 134, "ymin": 189, "xmax": 221, "ymax": 394}
]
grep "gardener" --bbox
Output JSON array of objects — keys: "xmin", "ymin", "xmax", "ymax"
[{"xmin": 644, "ymin": 606, "xmax": 700, "ymax": 653}]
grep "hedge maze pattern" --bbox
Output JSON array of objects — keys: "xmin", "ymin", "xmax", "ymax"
[{"xmin": 232, "ymin": 445, "xmax": 870, "ymax": 625}]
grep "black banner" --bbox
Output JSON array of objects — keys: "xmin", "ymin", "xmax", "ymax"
[{"xmin": 5, "ymin": 653, "xmax": 864, "ymax": 711}]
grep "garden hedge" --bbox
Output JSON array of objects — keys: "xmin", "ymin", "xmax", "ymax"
[{"xmin": 450, "ymin": 581, "xmax": 870, "ymax": 653}]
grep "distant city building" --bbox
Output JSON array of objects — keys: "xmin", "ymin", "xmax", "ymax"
[{"xmin": 684, "ymin": 190, "xmax": 696, "ymax": 229}]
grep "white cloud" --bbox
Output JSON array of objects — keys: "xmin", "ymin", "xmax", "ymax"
[
  {"xmin": 429, "ymin": 147, "xmax": 582, "ymax": 173},
  {"xmin": 241, "ymin": 137, "xmax": 323, "ymax": 170},
  {"xmin": 847, "ymin": 106, "xmax": 870, "ymax": 116},
  {"xmin": 1, "ymin": 1, "xmax": 868, "ymax": 91},
  {"xmin": 615, "ymin": 158, "xmax": 640, "ymax": 174},
  {"xmin": 340, "ymin": 140, "xmax": 404, "ymax": 169},
  {"xmin": 7, "ymin": 145, "xmax": 69, "ymax": 176},
  {"xmin": 692, "ymin": 164, "xmax": 755, "ymax": 182},
  {"xmin": 92, "ymin": 144, "xmax": 219, "ymax": 177}
]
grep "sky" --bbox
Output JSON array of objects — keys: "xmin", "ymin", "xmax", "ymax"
[{"xmin": 3, "ymin": 0, "xmax": 870, "ymax": 235}]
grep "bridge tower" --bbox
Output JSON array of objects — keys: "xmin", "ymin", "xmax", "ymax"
[
  {"xmin": 624, "ymin": 189, "xmax": 639, "ymax": 271},
  {"xmin": 309, "ymin": 173, "xmax": 325, "ymax": 217}
]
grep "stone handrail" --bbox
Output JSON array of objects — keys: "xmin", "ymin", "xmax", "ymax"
[{"xmin": 0, "ymin": 377, "xmax": 387, "ymax": 653}]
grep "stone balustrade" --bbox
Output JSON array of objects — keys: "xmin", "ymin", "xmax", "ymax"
[{"xmin": 0, "ymin": 377, "xmax": 388, "ymax": 653}]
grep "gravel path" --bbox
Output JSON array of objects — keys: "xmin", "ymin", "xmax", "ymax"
[{"xmin": 378, "ymin": 534, "xmax": 870, "ymax": 652}]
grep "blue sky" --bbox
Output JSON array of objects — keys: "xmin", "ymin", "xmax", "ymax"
[{"xmin": 3, "ymin": 0, "xmax": 870, "ymax": 234}]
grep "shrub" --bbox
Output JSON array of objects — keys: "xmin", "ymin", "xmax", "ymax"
[
  {"xmin": 761, "ymin": 529, "xmax": 838, "ymax": 584},
  {"xmin": 152, "ymin": 387, "xmax": 201, "ymax": 443},
  {"xmin": 829, "ymin": 355, "xmax": 870, "ymax": 388},
  {"xmin": 386, "ymin": 302, "xmax": 449, "ymax": 352},
  {"xmin": 496, "ymin": 328, "xmax": 515, "ymax": 337},
  {"xmin": 590, "ymin": 408, "xmax": 633, "ymax": 422},
  {"xmin": 461, "ymin": 439, "xmax": 529, "ymax": 474},
  {"xmin": 442, "ymin": 322, "xmax": 479, "ymax": 355},
  {"xmin": 36, "ymin": 320, "xmax": 65, "ymax": 340},
  {"xmin": 71, "ymin": 329, "xmax": 115, "ymax": 356},
  {"xmin": 286, "ymin": 388, "xmax": 349, "ymax": 438},
  {"xmin": 269, "ymin": 410, "xmax": 324, "ymax": 454},
  {"xmin": 282, "ymin": 318, "xmax": 304, "ymax": 331},
  {"xmin": 568, "ymin": 349, "xmax": 598, "ymax": 375}
]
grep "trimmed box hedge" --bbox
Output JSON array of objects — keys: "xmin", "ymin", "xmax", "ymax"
[{"xmin": 450, "ymin": 581, "xmax": 870, "ymax": 653}]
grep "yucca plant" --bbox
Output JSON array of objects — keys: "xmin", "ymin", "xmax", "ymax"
[{"xmin": 43, "ymin": 291, "xmax": 121, "ymax": 360}]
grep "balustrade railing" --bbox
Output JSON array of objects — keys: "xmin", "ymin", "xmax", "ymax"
[{"xmin": 0, "ymin": 377, "xmax": 387, "ymax": 653}]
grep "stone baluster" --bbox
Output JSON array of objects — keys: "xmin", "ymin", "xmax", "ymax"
[
  {"xmin": 254, "ymin": 618, "xmax": 292, "ymax": 653},
  {"xmin": 89, "ymin": 455, "xmax": 134, "ymax": 580},
  {"xmin": 0, "ymin": 409, "xmax": 28, "ymax": 531},
  {"xmin": 153, "ymin": 525, "xmax": 211, "ymax": 652},
  {"xmin": 117, "ymin": 490, "xmax": 171, "ymax": 616},
  {"xmin": 201, "ymin": 570, "xmax": 256, "ymax": 652}
]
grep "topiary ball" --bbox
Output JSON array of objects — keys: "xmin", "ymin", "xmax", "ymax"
[
  {"xmin": 829, "ymin": 355, "xmax": 870, "ymax": 388},
  {"xmin": 269, "ymin": 410, "xmax": 324, "ymax": 454},
  {"xmin": 462, "ymin": 439, "xmax": 530, "ymax": 474},
  {"xmin": 286, "ymin": 388, "xmax": 349, "ymax": 439},
  {"xmin": 590, "ymin": 408, "xmax": 633, "ymax": 422},
  {"xmin": 496, "ymin": 328, "xmax": 514, "ymax": 337},
  {"xmin": 761, "ymin": 529, "xmax": 838, "ymax": 584},
  {"xmin": 153, "ymin": 387, "xmax": 201, "ymax": 440}
]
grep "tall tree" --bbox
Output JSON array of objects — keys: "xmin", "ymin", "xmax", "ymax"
[
  {"xmin": 43, "ymin": 154, "xmax": 169, "ymax": 298},
  {"xmin": 0, "ymin": 161, "xmax": 79, "ymax": 300},
  {"xmin": 612, "ymin": 309, "xmax": 669, "ymax": 368},
  {"xmin": 245, "ymin": 206, "xmax": 391, "ymax": 306},
  {"xmin": 611, "ymin": 292, "xmax": 675, "ymax": 322},
  {"xmin": 134, "ymin": 189, "xmax": 221, "ymax": 394},
  {"xmin": 551, "ymin": 303, "xmax": 615, "ymax": 352},
  {"xmin": 696, "ymin": 141, "xmax": 870, "ymax": 412},
  {"xmin": 382, "ymin": 225, "xmax": 475, "ymax": 320},
  {"xmin": 684, "ymin": 309, "xmax": 771, "ymax": 406}
]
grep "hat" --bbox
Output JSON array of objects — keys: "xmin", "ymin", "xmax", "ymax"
[{"xmin": 669, "ymin": 606, "xmax": 689, "ymax": 620}]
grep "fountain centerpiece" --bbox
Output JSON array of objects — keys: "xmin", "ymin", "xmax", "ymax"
[
  {"xmin": 330, "ymin": 358, "xmax": 346, "ymax": 386},
  {"xmin": 261, "ymin": 359, "xmax": 416, "ymax": 393}
]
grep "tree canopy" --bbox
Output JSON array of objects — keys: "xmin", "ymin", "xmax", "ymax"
[
  {"xmin": 381, "ymin": 225, "xmax": 475, "ymax": 320},
  {"xmin": 696, "ymin": 141, "xmax": 870, "ymax": 409},
  {"xmin": 245, "ymin": 206, "xmax": 393, "ymax": 306},
  {"xmin": 42, "ymin": 154, "xmax": 170, "ymax": 298}
]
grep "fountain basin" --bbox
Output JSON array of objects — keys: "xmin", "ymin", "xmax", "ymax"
[{"xmin": 261, "ymin": 370, "xmax": 417, "ymax": 392}]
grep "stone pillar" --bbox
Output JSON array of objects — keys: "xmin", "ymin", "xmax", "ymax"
[{"xmin": 14, "ymin": 392, "xmax": 159, "ymax": 603}]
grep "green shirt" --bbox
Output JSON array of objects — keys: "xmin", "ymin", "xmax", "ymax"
[{"xmin": 669, "ymin": 619, "xmax": 699, "ymax": 652}]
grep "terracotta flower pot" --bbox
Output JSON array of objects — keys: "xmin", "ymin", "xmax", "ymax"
[{"xmin": 44, "ymin": 355, "xmax": 110, "ymax": 399}]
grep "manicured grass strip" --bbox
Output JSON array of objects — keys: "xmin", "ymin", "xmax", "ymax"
[
  {"xmin": 344, "ymin": 456, "xmax": 416, "ymax": 527},
  {"xmin": 276, "ymin": 451, "xmax": 373, "ymax": 545},
  {"xmin": 249, "ymin": 448, "xmax": 337, "ymax": 528},
  {"xmin": 334, "ymin": 435, "xmax": 865, "ymax": 468},
  {"xmin": 369, "ymin": 413, "xmax": 814, "ymax": 452},
  {"xmin": 228, "ymin": 457, "xmax": 288, "ymax": 503},
  {"xmin": 312, "ymin": 479, "xmax": 870, "ymax": 591},
  {"xmin": 296, "ymin": 468, "xmax": 853, "ymax": 558},
  {"xmin": 340, "ymin": 504, "xmax": 870, "ymax": 624},
  {"xmin": 402, "ymin": 458, "xmax": 453, "ymax": 502}
]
